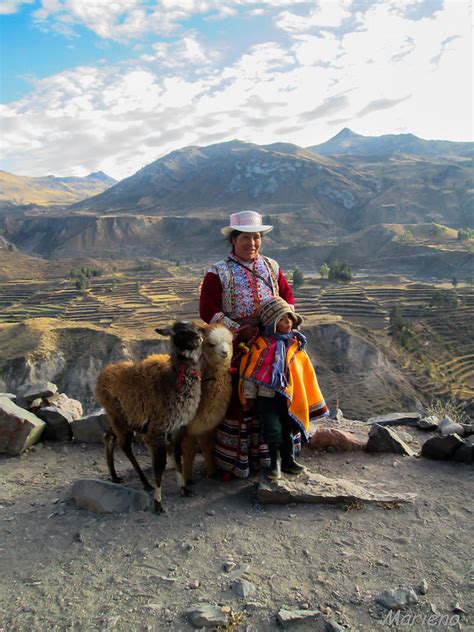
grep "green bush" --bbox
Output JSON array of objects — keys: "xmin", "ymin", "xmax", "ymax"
[
  {"xmin": 328, "ymin": 259, "xmax": 352, "ymax": 281},
  {"xmin": 389, "ymin": 305, "xmax": 421, "ymax": 353},
  {"xmin": 320, "ymin": 262, "xmax": 330, "ymax": 279},
  {"xmin": 458, "ymin": 227, "xmax": 473, "ymax": 240},
  {"xmin": 293, "ymin": 266, "xmax": 304, "ymax": 288}
]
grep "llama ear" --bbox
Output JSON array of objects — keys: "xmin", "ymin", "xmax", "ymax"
[{"xmin": 155, "ymin": 327, "xmax": 172, "ymax": 337}]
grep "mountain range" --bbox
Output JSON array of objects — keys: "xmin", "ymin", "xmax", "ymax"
[
  {"xmin": 0, "ymin": 129, "xmax": 472, "ymax": 275},
  {"xmin": 308, "ymin": 128, "xmax": 474, "ymax": 158}
]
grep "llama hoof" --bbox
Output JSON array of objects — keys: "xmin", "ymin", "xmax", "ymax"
[
  {"xmin": 180, "ymin": 486, "xmax": 193, "ymax": 497},
  {"xmin": 111, "ymin": 476, "xmax": 123, "ymax": 484},
  {"xmin": 154, "ymin": 500, "xmax": 165, "ymax": 513}
]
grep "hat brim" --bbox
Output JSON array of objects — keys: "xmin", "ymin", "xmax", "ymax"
[
  {"xmin": 221, "ymin": 225, "xmax": 273, "ymax": 237},
  {"xmin": 289, "ymin": 312, "xmax": 304, "ymax": 328}
]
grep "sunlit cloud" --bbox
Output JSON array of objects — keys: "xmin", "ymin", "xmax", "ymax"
[{"xmin": 1, "ymin": 0, "xmax": 471, "ymax": 179}]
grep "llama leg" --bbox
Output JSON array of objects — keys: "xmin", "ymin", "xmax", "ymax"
[
  {"xmin": 171, "ymin": 427, "xmax": 191, "ymax": 497},
  {"xmin": 104, "ymin": 430, "xmax": 121, "ymax": 483},
  {"xmin": 150, "ymin": 434, "xmax": 167, "ymax": 513},
  {"xmin": 181, "ymin": 432, "xmax": 199, "ymax": 486},
  {"xmin": 199, "ymin": 430, "xmax": 218, "ymax": 479},
  {"xmin": 120, "ymin": 432, "xmax": 153, "ymax": 491}
]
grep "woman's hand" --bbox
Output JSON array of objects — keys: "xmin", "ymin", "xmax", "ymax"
[{"xmin": 236, "ymin": 324, "xmax": 259, "ymax": 343}]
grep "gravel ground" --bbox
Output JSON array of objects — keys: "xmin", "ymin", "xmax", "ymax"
[{"xmin": 0, "ymin": 427, "xmax": 473, "ymax": 632}]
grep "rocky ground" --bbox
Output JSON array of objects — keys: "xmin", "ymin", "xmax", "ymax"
[{"xmin": 0, "ymin": 420, "xmax": 473, "ymax": 632}]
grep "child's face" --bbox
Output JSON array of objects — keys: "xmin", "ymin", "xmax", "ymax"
[{"xmin": 276, "ymin": 313, "xmax": 294, "ymax": 333}]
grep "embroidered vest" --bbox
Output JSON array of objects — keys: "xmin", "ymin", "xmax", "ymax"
[{"xmin": 210, "ymin": 254, "xmax": 279, "ymax": 320}]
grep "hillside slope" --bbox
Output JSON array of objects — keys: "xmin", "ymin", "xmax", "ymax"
[{"xmin": 0, "ymin": 170, "xmax": 116, "ymax": 207}]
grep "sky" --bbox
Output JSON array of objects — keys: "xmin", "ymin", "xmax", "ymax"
[{"xmin": 0, "ymin": 0, "xmax": 472, "ymax": 180}]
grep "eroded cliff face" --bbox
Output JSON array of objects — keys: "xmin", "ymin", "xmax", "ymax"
[
  {"xmin": 304, "ymin": 323, "xmax": 423, "ymax": 419},
  {"xmin": 0, "ymin": 321, "xmax": 167, "ymax": 413},
  {"xmin": 0, "ymin": 319, "xmax": 422, "ymax": 419}
]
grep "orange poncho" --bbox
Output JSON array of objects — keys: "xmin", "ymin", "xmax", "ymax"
[{"xmin": 238, "ymin": 335, "xmax": 328, "ymax": 438}]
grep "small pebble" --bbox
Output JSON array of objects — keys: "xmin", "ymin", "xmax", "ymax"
[
  {"xmin": 189, "ymin": 580, "xmax": 200, "ymax": 589},
  {"xmin": 206, "ymin": 510, "xmax": 216, "ymax": 516}
]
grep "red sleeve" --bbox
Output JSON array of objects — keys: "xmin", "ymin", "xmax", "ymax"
[
  {"xmin": 199, "ymin": 272, "xmax": 223, "ymax": 323},
  {"xmin": 278, "ymin": 269, "xmax": 294, "ymax": 305}
]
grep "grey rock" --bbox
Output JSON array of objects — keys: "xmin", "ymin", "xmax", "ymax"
[
  {"xmin": 0, "ymin": 396, "xmax": 45, "ymax": 455},
  {"xmin": 417, "ymin": 415, "xmax": 439, "ymax": 430},
  {"xmin": 37, "ymin": 406, "xmax": 73, "ymax": 441},
  {"xmin": 46, "ymin": 393, "xmax": 83, "ymax": 420},
  {"xmin": 438, "ymin": 417, "xmax": 464, "ymax": 436},
  {"xmin": 16, "ymin": 381, "xmax": 58, "ymax": 403},
  {"xmin": 418, "ymin": 579, "xmax": 429, "ymax": 595},
  {"xmin": 366, "ymin": 412, "xmax": 421, "ymax": 427},
  {"xmin": 71, "ymin": 479, "xmax": 153, "ymax": 513},
  {"xmin": 231, "ymin": 579, "xmax": 255, "ymax": 599},
  {"xmin": 421, "ymin": 434, "xmax": 465, "ymax": 460},
  {"xmin": 223, "ymin": 561, "xmax": 237, "ymax": 573},
  {"xmin": 71, "ymin": 409, "xmax": 109, "ymax": 443},
  {"xmin": 330, "ymin": 407, "xmax": 344, "ymax": 421},
  {"xmin": 375, "ymin": 587, "xmax": 418, "ymax": 610},
  {"xmin": 277, "ymin": 607, "xmax": 323, "ymax": 626},
  {"xmin": 365, "ymin": 424, "xmax": 416, "ymax": 456},
  {"xmin": 325, "ymin": 620, "xmax": 345, "ymax": 632},
  {"xmin": 258, "ymin": 470, "xmax": 416, "ymax": 506},
  {"xmin": 452, "ymin": 443, "xmax": 474, "ymax": 464},
  {"xmin": 185, "ymin": 603, "xmax": 229, "ymax": 628}
]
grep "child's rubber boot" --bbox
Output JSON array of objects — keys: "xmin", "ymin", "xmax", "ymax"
[
  {"xmin": 266, "ymin": 445, "xmax": 281, "ymax": 481},
  {"xmin": 281, "ymin": 434, "xmax": 306, "ymax": 475}
]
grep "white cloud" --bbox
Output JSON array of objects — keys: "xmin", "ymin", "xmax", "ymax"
[
  {"xmin": 276, "ymin": 1, "xmax": 353, "ymax": 32},
  {"xmin": 1, "ymin": 0, "xmax": 472, "ymax": 180},
  {"xmin": 151, "ymin": 34, "xmax": 218, "ymax": 68},
  {"xmin": 27, "ymin": 0, "xmax": 307, "ymax": 41},
  {"xmin": 0, "ymin": 0, "xmax": 34, "ymax": 15}
]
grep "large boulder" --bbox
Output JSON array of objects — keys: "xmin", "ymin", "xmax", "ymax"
[
  {"xmin": 46, "ymin": 393, "xmax": 83, "ymax": 420},
  {"xmin": 365, "ymin": 424, "xmax": 416, "ymax": 456},
  {"xmin": 36, "ymin": 406, "xmax": 73, "ymax": 441},
  {"xmin": 310, "ymin": 427, "xmax": 366, "ymax": 452},
  {"xmin": 70, "ymin": 409, "xmax": 109, "ymax": 443},
  {"xmin": 438, "ymin": 417, "xmax": 465, "ymax": 436},
  {"xmin": 71, "ymin": 479, "xmax": 153, "ymax": 513},
  {"xmin": 421, "ymin": 434, "xmax": 465, "ymax": 460},
  {"xmin": 0, "ymin": 396, "xmax": 45, "ymax": 455},
  {"xmin": 257, "ymin": 470, "xmax": 416, "ymax": 505},
  {"xmin": 16, "ymin": 381, "xmax": 58, "ymax": 404},
  {"xmin": 365, "ymin": 412, "xmax": 421, "ymax": 427}
]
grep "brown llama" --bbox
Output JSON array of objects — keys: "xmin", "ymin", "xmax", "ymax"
[{"xmin": 95, "ymin": 321, "xmax": 204, "ymax": 512}]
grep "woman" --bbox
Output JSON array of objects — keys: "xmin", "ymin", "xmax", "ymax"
[{"xmin": 199, "ymin": 210, "xmax": 295, "ymax": 478}]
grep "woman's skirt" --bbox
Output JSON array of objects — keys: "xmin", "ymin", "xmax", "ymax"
[{"xmin": 213, "ymin": 374, "xmax": 301, "ymax": 479}]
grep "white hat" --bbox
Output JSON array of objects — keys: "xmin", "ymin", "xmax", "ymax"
[{"xmin": 221, "ymin": 211, "xmax": 273, "ymax": 237}]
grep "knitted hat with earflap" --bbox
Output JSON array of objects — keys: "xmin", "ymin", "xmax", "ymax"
[{"xmin": 259, "ymin": 297, "xmax": 303, "ymax": 333}]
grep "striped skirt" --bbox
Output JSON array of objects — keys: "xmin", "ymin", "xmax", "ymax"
[{"xmin": 213, "ymin": 378, "xmax": 301, "ymax": 479}]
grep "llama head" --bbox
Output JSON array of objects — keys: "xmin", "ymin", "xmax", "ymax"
[
  {"xmin": 203, "ymin": 324, "xmax": 233, "ymax": 363},
  {"xmin": 155, "ymin": 321, "xmax": 203, "ymax": 362}
]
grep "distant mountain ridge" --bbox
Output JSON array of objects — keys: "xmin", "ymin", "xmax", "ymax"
[
  {"xmin": 0, "ymin": 170, "xmax": 116, "ymax": 207},
  {"xmin": 70, "ymin": 139, "xmax": 374, "ymax": 216},
  {"xmin": 308, "ymin": 128, "xmax": 474, "ymax": 158}
]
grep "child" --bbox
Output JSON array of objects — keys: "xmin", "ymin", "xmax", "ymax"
[{"xmin": 239, "ymin": 296, "xmax": 329, "ymax": 479}]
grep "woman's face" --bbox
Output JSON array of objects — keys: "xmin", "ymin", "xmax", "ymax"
[{"xmin": 232, "ymin": 232, "xmax": 262, "ymax": 261}]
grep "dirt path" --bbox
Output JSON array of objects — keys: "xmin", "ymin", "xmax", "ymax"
[{"xmin": 0, "ymin": 434, "xmax": 472, "ymax": 631}]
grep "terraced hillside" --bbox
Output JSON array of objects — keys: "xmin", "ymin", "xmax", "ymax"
[{"xmin": 1, "ymin": 269, "xmax": 473, "ymax": 405}]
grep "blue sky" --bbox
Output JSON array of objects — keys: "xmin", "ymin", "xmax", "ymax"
[{"xmin": 0, "ymin": 0, "xmax": 472, "ymax": 179}]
